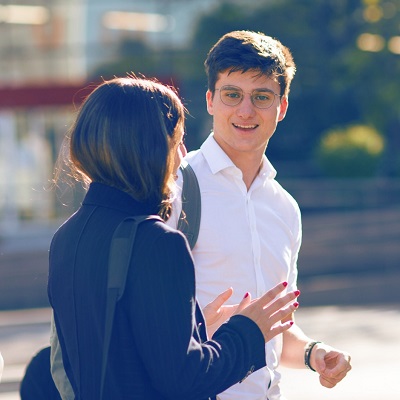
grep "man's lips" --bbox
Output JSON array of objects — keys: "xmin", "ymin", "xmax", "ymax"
[{"xmin": 233, "ymin": 123, "xmax": 259, "ymax": 129}]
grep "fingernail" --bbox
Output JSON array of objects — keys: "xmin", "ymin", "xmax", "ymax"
[
  {"xmin": 290, "ymin": 321, "xmax": 294, "ymax": 326},
  {"xmin": 293, "ymin": 302, "xmax": 299, "ymax": 308},
  {"xmin": 294, "ymin": 290, "xmax": 301, "ymax": 296},
  {"xmin": 244, "ymin": 292, "xmax": 249, "ymax": 299},
  {"xmin": 282, "ymin": 281, "xmax": 288, "ymax": 287}
]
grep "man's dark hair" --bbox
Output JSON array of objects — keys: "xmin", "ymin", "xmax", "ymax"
[{"xmin": 205, "ymin": 30, "xmax": 296, "ymax": 97}]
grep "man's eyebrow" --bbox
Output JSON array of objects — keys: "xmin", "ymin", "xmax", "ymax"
[
  {"xmin": 253, "ymin": 88, "xmax": 275, "ymax": 92},
  {"xmin": 221, "ymin": 86, "xmax": 276, "ymax": 93}
]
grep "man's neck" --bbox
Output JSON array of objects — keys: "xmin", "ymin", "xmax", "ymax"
[
  {"xmin": 211, "ymin": 134, "xmax": 265, "ymax": 190},
  {"xmin": 231, "ymin": 153, "xmax": 263, "ymax": 191}
]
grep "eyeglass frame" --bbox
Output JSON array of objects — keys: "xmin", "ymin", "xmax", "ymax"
[{"xmin": 214, "ymin": 85, "xmax": 282, "ymax": 110}]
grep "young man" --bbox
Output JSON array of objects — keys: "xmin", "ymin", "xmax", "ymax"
[{"xmin": 171, "ymin": 30, "xmax": 352, "ymax": 399}]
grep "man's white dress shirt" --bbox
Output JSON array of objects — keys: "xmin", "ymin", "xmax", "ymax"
[{"xmin": 170, "ymin": 134, "xmax": 302, "ymax": 400}]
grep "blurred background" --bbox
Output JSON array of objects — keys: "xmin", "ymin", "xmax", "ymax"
[{"xmin": 0, "ymin": 0, "xmax": 399, "ymax": 399}]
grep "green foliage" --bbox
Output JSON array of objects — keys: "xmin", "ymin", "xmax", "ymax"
[
  {"xmin": 315, "ymin": 124, "xmax": 385, "ymax": 177},
  {"xmin": 190, "ymin": 0, "xmax": 400, "ymax": 175}
]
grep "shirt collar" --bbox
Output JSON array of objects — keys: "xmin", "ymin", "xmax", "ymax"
[
  {"xmin": 200, "ymin": 133, "xmax": 277, "ymax": 179},
  {"xmin": 259, "ymin": 155, "xmax": 277, "ymax": 179},
  {"xmin": 200, "ymin": 133, "xmax": 235, "ymax": 174}
]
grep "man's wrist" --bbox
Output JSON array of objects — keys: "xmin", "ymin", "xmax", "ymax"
[{"xmin": 304, "ymin": 341, "xmax": 321, "ymax": 372}]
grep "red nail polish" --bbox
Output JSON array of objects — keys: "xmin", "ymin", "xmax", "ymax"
[
  {"xmin": 293, "ymin": 302, "xmax": 299, "ymax": 308},
  {"xmin": 282, "ymin": 281, "xmax": 288, "ymax": 287},
  {"xmin": 294, "ymin": 290, "xmax": 301, "ymax": 296},
  {"xmin": 244, "ymin": 292, "xmax": 249, "ymax": 299},
  {"xmin": 290, "ymin": 321, "xmax": 294, "ymax": 326}
]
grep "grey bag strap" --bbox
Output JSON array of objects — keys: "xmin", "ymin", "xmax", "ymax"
[
  {"xmin": 100, "ymin": 214, "xmax": 162, "ymax": 400},
  {"xmin": 177, "ymin": 161, "xmax": 201, "ymax": 249}
]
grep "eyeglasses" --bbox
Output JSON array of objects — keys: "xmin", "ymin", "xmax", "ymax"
[{"xmin": 215, "ymin": 85, "xmax": 281, "ymax": 109}]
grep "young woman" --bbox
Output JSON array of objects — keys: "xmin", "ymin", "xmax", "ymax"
[{"xmin": 48, "ymin": 76, "xmax": 299, "ymax": 400}]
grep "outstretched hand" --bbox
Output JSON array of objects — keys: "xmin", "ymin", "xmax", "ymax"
[
  {"xmin": 202, "ymin": 287, "xmax": 239, "ymax": 338},
  {"xmin": 311, "ymin": 343, "xmax": 352, "ymax": 388},
  {"xmin": 203, "ymin": 282, "xmax": 300, "ymax": 343},
  {"xmin": 235, "ymin": 282, "xmax": 300, "ymax": 343}
]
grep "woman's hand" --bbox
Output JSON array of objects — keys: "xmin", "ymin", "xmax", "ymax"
[
  {"xmin": 202, "ymin": 287, "xmax": 239, "ymax": 338},
  {"xmin": 235, "ymin": 282, "xmax": 300, "ymax": 343},
  {"xmin": 204, "ymin": 282, "xmax": 300, "ymax": 342}
]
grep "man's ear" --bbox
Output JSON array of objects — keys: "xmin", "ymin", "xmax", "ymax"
[
  {"xmin": 206, "ymin": 90, "xmax": 214, "ymax": 116},
  {"xmin": 278, "ymin": 96, "xmax": 289, "ymax": 122}
]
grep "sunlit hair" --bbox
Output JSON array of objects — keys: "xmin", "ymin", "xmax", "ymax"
[
  {"xmin": 204, "ymin": 30, "xmax": 296, "ymax": 97},
  {"xmin": 56, "ymin": 75, "xmax": 185, "ymax": 219}
]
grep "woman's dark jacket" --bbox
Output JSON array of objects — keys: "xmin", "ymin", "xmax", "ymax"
[{"xmin": 48, "ymin": 183, "xmax": 266, "ymax": 399}]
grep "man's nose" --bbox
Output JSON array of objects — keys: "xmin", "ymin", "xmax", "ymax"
[{"xmin": 236, "ymin": 95, "xmax": 256, "ymax": 118}]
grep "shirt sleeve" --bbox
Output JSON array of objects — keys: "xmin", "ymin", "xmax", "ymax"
[{"xmin": 128, "ymin": 227, "xmax": 266, "ymax": 400}]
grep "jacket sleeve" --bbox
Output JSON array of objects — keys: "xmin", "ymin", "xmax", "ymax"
[{"xmin": 127, "ymin": 226, "xmax": 266, "ymax": 400}]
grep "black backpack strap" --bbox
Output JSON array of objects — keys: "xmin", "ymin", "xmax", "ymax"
[
  {"xmin": 177, "ymin": 161, "xmax": 201, "ymax": 250},
  {"xmin": 100, "ymin": 214, "xmax": 162, "ymax": 399}
]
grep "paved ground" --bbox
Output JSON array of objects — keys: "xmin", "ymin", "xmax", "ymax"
[
  {"xmin": 279, "ymin": 304, "xmax": 400, "ymax": 400},
  {"xmin": 0, "ymin": 305, "xmax": 399, "ymax": 399},
  {"xmin": 0, "ymin": 308, "xmax": 51, "ymax": 399}
]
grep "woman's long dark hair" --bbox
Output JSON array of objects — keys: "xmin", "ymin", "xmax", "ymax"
[{"xmin": 56, "ymin": 76, "xmax": 185, "ymax": 219}]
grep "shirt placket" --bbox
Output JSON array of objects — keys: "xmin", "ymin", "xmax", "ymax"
[{"xmin": 246, "ymin": 189, "xmax": 266, "ymax": 297}]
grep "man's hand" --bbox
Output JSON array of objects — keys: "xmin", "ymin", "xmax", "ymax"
[{"xmin": 311, "ymin": 343, "xmax": 352, "ymax": 388}]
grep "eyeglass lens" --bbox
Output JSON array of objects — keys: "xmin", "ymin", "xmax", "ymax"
[{"xmin": 219, "ymin": 86, "xmax": 278, "ymax": 109}]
